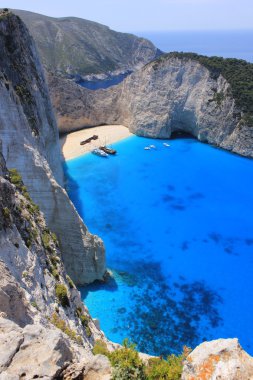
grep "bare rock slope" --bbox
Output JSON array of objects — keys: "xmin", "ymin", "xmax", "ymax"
[
  {"xmin": 49, "ymin": 53, "xmax": 253, "ymax": 157},
  {"xmin": 0, "ymin": 11, "xmax": 105, "ymax": 284}
]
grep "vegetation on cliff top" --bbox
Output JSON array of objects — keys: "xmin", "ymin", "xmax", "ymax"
[
  {"xmin": 93, "ymin": 339, "xmax": 189, "ymax": 380},
  {"xmin": 154, "ymin": 52, "xmax": 253, "ymax": 126}
]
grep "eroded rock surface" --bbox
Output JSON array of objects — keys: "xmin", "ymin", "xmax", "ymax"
[{"xmin": 182, "ymin": 338, "xmax": 253, "ymax": 380}]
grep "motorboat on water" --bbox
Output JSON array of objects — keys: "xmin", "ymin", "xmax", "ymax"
[
  {"xmin": 92, "ymin": 148, "xmax": 109, "ymax": 157},
  {"xmin": 99, "ymin": 146, "xmax": 117, "ymax": 155},
  {"xmin": 144, "ymin": 146, "xmax": 151, "ymax": 150},
  {"xmin": 149, "ymin": 144, "xmax": 156, "ymax": 149},
  {"xmin": 163, "ymin": 143, "xmax": 170, "ymax": 147}
]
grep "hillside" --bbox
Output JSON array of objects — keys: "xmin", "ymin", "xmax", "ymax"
[{"xmin": 13, "ymin": 9, "xmax": 161, "ymax": 76}]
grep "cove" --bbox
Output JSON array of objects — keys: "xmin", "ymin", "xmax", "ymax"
[{"xmin": 64, "ymin": 136, "xmax": 253, "ymax": 356}]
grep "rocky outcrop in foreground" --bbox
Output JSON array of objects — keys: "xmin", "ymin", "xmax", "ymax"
[
  {"xmin": 13, "ymin": 9, "xmax": 161, "ymax": 77},
  {"xmin": 182, "ymin": 338, "xmax": 253, "ymax": 380},
  {"xmin": 0, "ymin": 11, "xmax": 105, "ymax": 284},
  {"xmin": 49, "ymin": 54, "xmax": 253, "ymax": 157}
]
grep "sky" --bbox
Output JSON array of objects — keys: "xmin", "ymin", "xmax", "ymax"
[{"xmin": 1, "ymin": 0, "xmax": 253, "ymax": 32}]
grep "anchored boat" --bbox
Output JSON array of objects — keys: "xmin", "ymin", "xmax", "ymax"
[
  {"xmin": 92, "ymin": 148, "xmax": 108, "ymax": 157},
  {"xmin": 99, "ymin": 146, "xmax": 117, "ymax": 155}
]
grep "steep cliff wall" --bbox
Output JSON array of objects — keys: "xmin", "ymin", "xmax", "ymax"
[
  {"xmin": 0, "ymin": 150, "xmax": 112, "ymax": 379},
  {"xmin": 0, "ymin": 11, "xmax": 105, "ymax": 284},
  {"xmin": 49, "ymin": 54, "xmax": 253, "ymax": 157}
]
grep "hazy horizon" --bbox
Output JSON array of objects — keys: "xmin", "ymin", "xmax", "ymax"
[{"xmin": 1, "ymin": 0, "xmax": 253, "ymax": 32}]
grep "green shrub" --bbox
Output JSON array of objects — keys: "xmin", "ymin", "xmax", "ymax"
[
  {"xmin": 66, "ymin": 275, "xmax": 74, "ymax": 289},
  {"xmin": 30, "ymin": 301, "xmax": 39, "ymax": 310},
  {"xmin": 8, "ymin": 168, "xmax": 40, "ymax": 214},
  {"xmin": 101, "ymin": 340, "xmax": 189, "ymax": 380},
  {"xmin": 2, "ymin": 207, "xmax": 10, "ymax": 220},
  {"xmin": 52, "ymin": 268, "xmax": 60, "ymax": 281},
  {"xmin": 55, "ymin": 284, "xmax": 69, "ymax": 307},
  {"xmin": 42, "ymin": 230, "xmax": 52, "ymax": 251},
  {"xmin": 51, "ymin": 255, "xmax": 60, "ymax": 266},
  {"xmin": 93, "ymin": 340, "xmax": 110, "ymax": 356},
  {"xmin": 80, "ymin": 314, "xmax": 89, "ymax": 327},
  {"xmin": 208, "ymin": 91, "xmax": 225, "ymax": 106},
  {"xmin": 22, "ymin": 271, "xmax": 29, "ymax": 279},
  {"xmin": 145, "ymin": 356, "xmax": 182, "ymax": 380},
  {"xmin": 145, "ymin": 346, "xmax": 190, "ymax": 380},
  {"xmin": 76, "ymin": 306, "xmax": 82, "ymax": 317},
  {"xmin": 85, "ymin": 326, "xmax": 92, "ymax": 338},
  {"xmin": 109, "ymin": 339, "xmax": 146, "ymax": 380},
  {"xmin": 30, "ymin": 228, "xmax": 38, "ymax": 241},
  {"xmin": 50, "ymin": 312, "xmax": 82, "ymax": 344},
  {"xmin": 112, "ymin": 365, "xmax": 146, "ymax": 380},
  {"xmin": 76, "ymin": 335, "xmax": 83, "ymax": 345},
  {"xmin": 9, "ymin": 168, "xmax": 23, "ymax": 189},
  {"xmin": 51, "ymin": 232, "xmax": 59, "ymax": 246},
  {"xmin": 27, "ymin": 202, "xmax": 40, "ymax": 215}
]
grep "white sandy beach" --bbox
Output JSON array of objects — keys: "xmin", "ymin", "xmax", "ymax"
[{"xmin": 60, "ymin": 124, "xmax": 133, "ymax": 160}]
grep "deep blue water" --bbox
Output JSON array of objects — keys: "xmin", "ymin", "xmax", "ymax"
[
  {"xmin": 64, "ymin": 136, "xmax": 253, "ymax": 356},
  {"xmin": 138, "ymin": 30, "xmax": 253, "ymax": 63}
]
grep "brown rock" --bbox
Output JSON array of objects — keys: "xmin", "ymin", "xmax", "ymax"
[{"xmin": 182, "ymin": 338, "xmax": 253, "ymax": 380}]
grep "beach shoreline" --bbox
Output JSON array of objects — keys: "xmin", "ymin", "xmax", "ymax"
[{"xmin": 60, "ymin": 125, "xmax": 133, "ymax": 160}]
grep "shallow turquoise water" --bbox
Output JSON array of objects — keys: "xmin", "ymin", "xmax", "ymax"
[{"xmin": 64, "ymin": 136, "xmax": 253, "ymax": 355}]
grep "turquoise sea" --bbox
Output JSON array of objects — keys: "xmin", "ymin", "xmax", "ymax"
[{"xmin": 64, "ymin": 136, "xmax": 253, "ymax": 356}]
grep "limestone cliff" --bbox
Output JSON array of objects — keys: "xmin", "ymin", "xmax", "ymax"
[
  {"xmin": 0, "ymin": 10, "xmax": 105, "ymax": 284},
  {"xmin": 49, "ymin": 54, "xmax": 253, "ymax": 157},
  {"xmin": 0, "ymin": 151, "xmax": 112, "ymax": 379}
]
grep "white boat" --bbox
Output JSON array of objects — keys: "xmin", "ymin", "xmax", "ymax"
[
  {"xmin": 92, "ymin": 148, "xmax": 108, "ymax": 157},
  {"xmin": 149, "ymin": 145, "xmax": 156, "ymax": 149},
  {"xmin": 144, "ymin": 146, "xmax": 151, "ymax": 150},
  {"xmin": 163, "ymin": 143, "xmax": 170, "ymax": 147}
]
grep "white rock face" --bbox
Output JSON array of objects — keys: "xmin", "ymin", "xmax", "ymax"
[
  {"xmin": 0, "ymin": 12, "xmax": 105, "ymax": 284},
  {"xmin": 0, "ymin": 318, "xmax": 73, "ymax": 380},
  {"xmin": 182, "ymin": 338, "xmax": 253, "ymax": 380},
  {"xmin": 48, "ymin": 56, "xmax": 253, "ymax": 158},
  {"xmin": 0, "ymin": 144, "xmax": 112, "ymax": 379}
]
